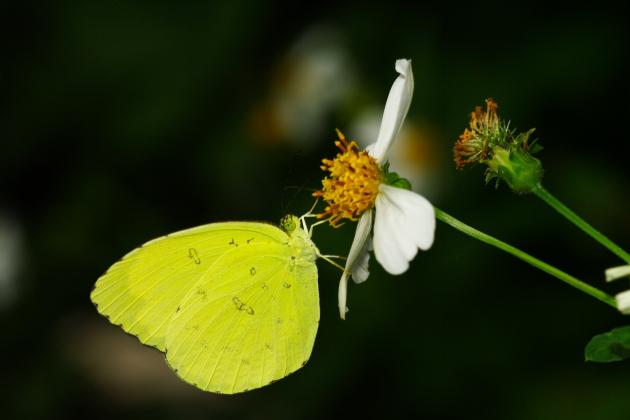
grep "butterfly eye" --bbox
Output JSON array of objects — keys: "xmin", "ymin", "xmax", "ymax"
[{"xmin": 280, "ymin": 215, "xmax": 298, "ymax": 233}]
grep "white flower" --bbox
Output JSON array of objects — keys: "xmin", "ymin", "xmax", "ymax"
[
  {"xmin": 317, "ymin": 59, "xmax": 435, "ymax": 319},
  {"xmin": 606, "ymin": 265, "xmax": 630, "ymax": 314}
]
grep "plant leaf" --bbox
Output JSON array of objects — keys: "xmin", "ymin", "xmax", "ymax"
[{"xmin": 585, "ymin": 326, "xmax": 630, "ymax": 362}]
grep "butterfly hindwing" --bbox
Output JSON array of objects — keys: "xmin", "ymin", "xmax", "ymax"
[{"xmin": 165, "ymin": 240, "xmax": 319, "ymax": 394}]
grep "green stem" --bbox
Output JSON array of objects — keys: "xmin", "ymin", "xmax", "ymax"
[
  {"xmin": 434, "ymin": 207, "xmax": 616, "ymax": 308},
  {"xmin": 533, "ymin": 184, "xmax": 630, "ymax": 264}
]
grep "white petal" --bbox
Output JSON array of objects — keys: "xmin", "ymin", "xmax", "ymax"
[
  {"xmin": 351, "ymin": 236, "xmax": 372, "ymax": 284},
  {"xmin": 337, "ymin": 210, "xmax": 373, "ymax": 319},
  {"xmin": 616, "ymin": 290, "xmax": 630, "ymax": 315},
  {"xmin": 370, "ymin": 59, "xmax": 414, "ymax": 162},
  {"xmin": 379, "ymin": 184, "xmax": 435, "ymax": 250},
  {"xmin": 606, "ymin": 265, "xmax": 630, "ymax": 282},
  {"xmin": 343, "ymin": 210, "xmax": 373, "ymax": 274},
  {"xmin": 373, "ymin": 195, "xmax": 412, "ymax": 274},
  {"xmin": 373, "ymin": 184, "xmax": 435, "ymax": 275},
  {"xmin": 338, "ymin": 271, "xmax": 349, "ymax": 319}
]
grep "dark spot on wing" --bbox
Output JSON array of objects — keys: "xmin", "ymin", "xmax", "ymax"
[
  {"xmin": 283, "ymin": 282, "xmax": 292, "ymax": 288},
  {"xmin": 229, "ymin": 238, "xmax": 238, "ymax": 247},
  {"xmin": 188, "ymin": 248, "xmax": 201, "ymax": 264},
  {"xmin": 195, "ymin": 288, "xmax": 207, "ymax": 301},
  {"xmin": 250, "ymin": 267, "xmax": 256, "ymax": 276},
  {"xmin": 232, "ymin": 296, "xmax": 255, "ymax": 315}
]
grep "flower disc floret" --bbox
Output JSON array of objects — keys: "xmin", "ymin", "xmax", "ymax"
[
  {"xmin": 314, "ymin": 129, "xmax": 381, "ymax": 226},
  {"xmin": 453, "ymin": 98, "xmax": 499, "ymax": 169}
]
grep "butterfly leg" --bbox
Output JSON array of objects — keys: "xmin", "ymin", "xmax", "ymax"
[
  {"xmin": 307, "ymin": 219, "xmax": 329, "ymax": 238},
  {"xmin": 304, "ymin": 197, "xmax": 320, "ymax": 216},
  {"xmin": 300, "ymin": 214, "xmax": 316, "ymax": 233},
  {"xmin": 319, "ymin": 254, "xmax": 347, "ymax": 260},
  {"xmin": 318, "ymin": 255, "xmax": 347, "ymax": 273},
  {"xmin": 299, "ymin": 198, "xmax": 321, "ymax": 231}
]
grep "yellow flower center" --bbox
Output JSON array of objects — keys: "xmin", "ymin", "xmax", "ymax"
[{"xmin": 314, "ymin": 129, "xmax": 381, "ymax": 227}]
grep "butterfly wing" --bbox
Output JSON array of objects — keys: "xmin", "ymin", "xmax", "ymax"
[
  {"xmin": 90, "ymin": 222, "xmax": 288, "ymax": 352},
  {"xmin": 164, "ymin": 240, "xmax": 319, "ymax": 394}
]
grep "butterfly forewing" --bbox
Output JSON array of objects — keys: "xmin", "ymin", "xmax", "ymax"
[{"xmin": 90, "ymin": 222, "xmax": 287, "ymax": 351}]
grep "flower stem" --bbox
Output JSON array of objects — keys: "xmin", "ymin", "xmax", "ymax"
[
  {"xmin": 533, "ymin": 184, "xmax": 630, "ymax": 264},
  {"xmin": 434, "ymin": 207, "xmax": 616, "ymax": 308}
]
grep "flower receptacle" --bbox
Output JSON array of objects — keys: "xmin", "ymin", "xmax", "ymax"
[{"xmin": 485, "ymin": 145, "xmax": 543, "ymax": 193}]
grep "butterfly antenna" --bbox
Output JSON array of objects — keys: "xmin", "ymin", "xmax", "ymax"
[{"xmin": 281, "ymin": 180, "xmax": 315, "ymax": 217}]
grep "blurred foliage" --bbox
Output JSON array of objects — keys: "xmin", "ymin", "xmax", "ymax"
[
  {"xmin": 2, "ymin": 1, "xmax": 630, "ymax": 419},
  {"xmin": 586, "ymin": 326, "xmax": 630, "ymax": 362}
]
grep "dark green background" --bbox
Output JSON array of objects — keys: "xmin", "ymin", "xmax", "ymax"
[{"xmin": 3, "ymin": 1, "xmax": 630, "ymax": 419}]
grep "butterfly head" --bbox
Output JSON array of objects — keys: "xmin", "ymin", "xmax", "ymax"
[{"xmin": 280, "ymin": 214, "xmax": 300, "ymax": 234}]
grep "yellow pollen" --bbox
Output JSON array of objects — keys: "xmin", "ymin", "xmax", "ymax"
[{"xmin": 313, "ymin": 129, "xmax": 381, "ymax": 227}]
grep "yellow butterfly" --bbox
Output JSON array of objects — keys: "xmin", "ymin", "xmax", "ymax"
[{"xmin": 91, "ymin": 214, "xmax": 332, "ymax": 394}]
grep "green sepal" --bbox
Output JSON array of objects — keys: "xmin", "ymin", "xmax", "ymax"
[
  {"xmin": 381, "ymin": 162, "xmax": 412, "ymax": 190},
  {"xmin": 528, "ymin": 138, "xmax": 544, "ymax": 155},
  {"xmin": 388, "ymin": 176, "xmax": 412, "ymax": 190},
  {"xmin": 585, "ymin": 326, "xmax": 630, "ymax": 362}
]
